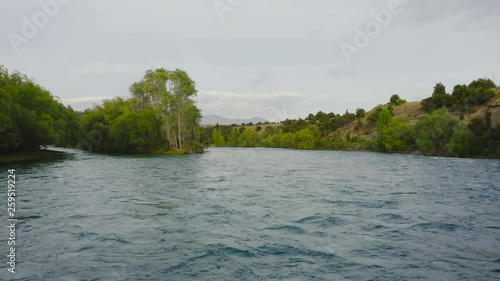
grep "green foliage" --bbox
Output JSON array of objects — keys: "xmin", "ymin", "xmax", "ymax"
[
  {"xmin": 322, "ymin": 132, "xmax": 348, "ymax": 150},
  {"xmin": 395, "ymin": 98, "xmax": 407, "ymax": 105},
  {"xmin": 80, "ymin": 68, "xmax": 204, "ymax": 154},
  {"xmin": 447, "ymin": 111, "xmax": 500, "ymax": 157},
  {"xmin": 267, "ymin": 131, "xmax": 283, "ymax": 148},
  {"xmin": 355, "ymin": 108, "xmax": 366, "ymax": 119},
  {"xmin": 212, "ymin": 127, "xmax": 226, "ymax": 147},
  {"xmin": 0, "ymin": 66, "xmax": 80, "ymax": 153},
  {"xmin": 447, "ymin": 127, "xmax": 479, "ymax": 158},
  {"xmin": 367, "ymin": 107, "xmax": 383, "ymax": 125},
  {"xmin": 421, "ymin": 82, "xmax": 449, "ymax": 112},
  {"xmin": 280, "ymin": 132, "xmax": 294, "ymax": 148},
  {"xmin": 376, "ymin": 117, "xmax": 414, "ymax": 152},
  {"xmin": 422, "ymin": 78, "xmax": 496, "ymax": 114},
  {"xmin": 5, "ymin": 64, "xmax": 498, "ymax": 159},
  {"xmin": 468, "ymin": 78, "xmax": 496, "ymax": 90},
  {"xmin": 292, "ymin": 126, "xmax": 321, "ymax": 150},
  {"xmin": 390, "ymin": 94, "xmax": 399, "ymax": 104},
  {"xmin": 238, "ymin": 130, "xmax": 260, "ymax": 147},
  {"xmin": 228, "ymin": 128, "xmax": 241, "ymax": 147},
  {"xmin": 376, "ymin": 108, "xmax": 392, "ymax": 128},
  {"xmin": 413, "ymin": 109, "xmax": 459, "ymax": 155}
]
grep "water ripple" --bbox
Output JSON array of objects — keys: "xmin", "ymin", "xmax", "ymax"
[{"xmin": 1, "ymin": 148, "xmax": 499, "ymax": 280}]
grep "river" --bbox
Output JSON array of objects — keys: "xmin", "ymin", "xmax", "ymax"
[{"xmin": 1, "ymin": 148, "xmax": 499, "ymax": 280}]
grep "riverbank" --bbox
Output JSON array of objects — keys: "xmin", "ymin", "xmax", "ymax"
[{"xmin": 0, "ymin": 150, "xmax": 66, "ymax": 165}]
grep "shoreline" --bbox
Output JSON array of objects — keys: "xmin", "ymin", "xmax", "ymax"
[
  {"xmin": 207, "ymin": 146, "xmax": 500, "ymax": 159},
  {"xmin": 0, "ymin": 150, "xmax": 66, "ymax": 165}
]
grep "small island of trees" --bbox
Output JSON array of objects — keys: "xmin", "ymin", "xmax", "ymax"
[{"xmin": 0, "ymin": 66, "xmax": 204, "ymax": 156}]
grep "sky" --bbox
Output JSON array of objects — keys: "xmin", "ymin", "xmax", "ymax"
[{"xmin": 1, "ymin": 0, "xmax": 499, "ymax": 121}]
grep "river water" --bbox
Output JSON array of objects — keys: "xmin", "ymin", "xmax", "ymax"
[{"xmin": 1, "ymin": 148, "xmax": 499, "ymax": 280}]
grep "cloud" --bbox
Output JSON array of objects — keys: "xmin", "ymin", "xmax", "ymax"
[
  {"xmin": 196, "ymin": 90, "xmax": 330, "ymax": 121},
  {"xmin": 248, "ymin": 70, "xmax": 274, "ymax": 89},
  {"xmin": 399, "ymin": 0, "xmax": 500, "ymax": 30},
  {"xmin": 3, "ymin": 0, "xmax": 500, "ymax": 121},
  {"xmin": 327, "ymin": 65, "xmax": 356, "ymax": 77},
  {"xmin": 67, "ymin": 61, "xmax": 139, "ymax": 77},
  {"xmin": 61, "ymin": 96, "xmax": 115, "ymax": 111},
  {"xmin": 61, "ymin": 90, "xmax": 338, "ymax": 121}
]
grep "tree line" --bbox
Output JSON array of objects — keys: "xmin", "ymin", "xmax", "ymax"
[
  {"xmin": 205, "ymin": 78, "xmax": 500, "ymax": 158},
  {"xmin": 0, "ymin": 66, "xmax": 204, "ymax": 155},
  {"xmin": 1, "ymin": 65, "xmax": 498, "ymax": 158},
  {"xmin": 0, "ymin": 66, "xmax": 79, "ymax": 153}
]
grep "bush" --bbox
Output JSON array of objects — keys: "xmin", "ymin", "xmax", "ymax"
[
  {"xmin": 395, "ymin": 98, "xmax": 407, "ymax": 105},
  {"xmin": 355, "ymin": 108, "xmax": 366, "ymax": 119},
  {"xmin": 447, "ymin": 127, "xmax": 478, "ymax": 157},
  {"xmin": 390, "ymin": 94, "xmax": 400, "ymax": 104},
  {"xmin": 367, "ymin": 107, "xmax": 383, "ymax": 125},
  {"xmin": 413, "ymin": 109, "xmax": 459, "ymax": 155}
]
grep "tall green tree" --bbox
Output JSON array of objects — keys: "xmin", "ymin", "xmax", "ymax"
[
  {"xmin": 292, "ymin": 126, "xmax": 321, "ymax": 150},
  {"xmin": 413, "ymin": 109, "xmax": 459, "ymax": 155},
  {"xmin": 0, "ymin": 66, "xmax": 80, "ymax": 153},
  {"xmin": 212, "ymin": 127, "xmax": 226, "ymax": 147},
  {"xmin": 128, "ymin": 68, "xmax": 202, "ymax": 152},
  {"xmin": 80, "ymin": 68, "xmax": 203, "ymax": 154},
  {"xmin": 447, "ymin": 127, "xmax": 478, "ymax": 158},
  {"xmin": 228, "ymin": 128, "xmax": 241, "ymax": 147}
]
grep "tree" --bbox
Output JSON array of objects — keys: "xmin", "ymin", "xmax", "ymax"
[
  {"xmin": 80, "ymin": 68, "xmax": 203, "ymax": 154},
  {"xmin": 413, "ymin": 109, "xmax": 459, "ymax": 155},
  {"xmin": 292, "ymin": 126, "xmax": 321, "ymax": 150},
  {"xmin": 280, "ymin": 132, "xmax": 294, "ymax": 148},
  {"xmin": 355, "ymin": 108, "xmax": 366, "ymax": 119},
  {"xmin": 390, "ymin": 94, "xmax": 400, "ymax": 104},
  {"xmin": 128, "ymin": 68, "xmax": 203, "ymax": 152},
  {"xmin": 375, "ymin": 108, "xmax": 391, "ymax": 151},
  {"xmin": 0, "ymin": 65, "xmax": 80, "ymax": 153},
  {"xmin": 238, "ymin": 130, "xmax": 260, "ymax": 147},
  {"xmin": 447, "ymin": 127, "xmax": 478, "ymax": 158},
  {"xmin": 376, "ymin": 108, "xmax": 392, "ymax": 128},
  {"xmin": 268, "ymin": 131, "xmax": 283, "ymax": 148},
  {"xmin": 228, "ymin": 128, "xmax": 241, "ymax": 147},
  {"xmin": 377, "ymin": 117, "xmax": 414, "ymax": 152},
  {"xmin": 212, "ymin": 127, "xmax": 226, "ymax": 147},
  {"xmin": 421, "ymin": 82, "xmax": 450, "ymax": 112},
  {"xmin": 367, "ymin": 107, "xmax": 383, "ymax": 125}
]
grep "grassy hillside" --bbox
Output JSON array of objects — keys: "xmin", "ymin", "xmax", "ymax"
[
  {"xmin": 336, "ymin": 88, "xmax": 500, "ymax": 141},
  {"xmin": 202, "ymin": 80, "xmax": 500, "ymax": 158}
]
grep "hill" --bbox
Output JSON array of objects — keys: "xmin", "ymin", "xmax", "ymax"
[
  {"xmin": 339, "ymin": 88, "xmax": 500, "ymax": 139},
  {"xmin": 201, "ymin": 79, "xmax": 500, "ymax": 158}
]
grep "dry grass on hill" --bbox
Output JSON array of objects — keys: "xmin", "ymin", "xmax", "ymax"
[{"xmin": 240, "ymin": 88, "xmax": 500, "ymax": 140}]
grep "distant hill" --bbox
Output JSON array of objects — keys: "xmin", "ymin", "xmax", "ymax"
[
  {"xmin": 202, "ymin": 115, "xmax": 267, "ymax": 125},
  {"xmin": 337, "ymin": 88, "xmax": 500, "ymax": 139}
]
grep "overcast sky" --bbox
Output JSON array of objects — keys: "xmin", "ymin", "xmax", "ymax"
[{"xmin": 1, "ymin": 0, "xmax": 499, "ymax": 121}]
